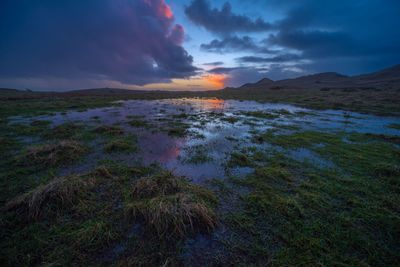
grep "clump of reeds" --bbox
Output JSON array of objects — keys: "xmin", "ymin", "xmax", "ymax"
[
  {"xmin": 126, "ymin": 171, "xmax": 218, "ymax": 238},
  {"xmin": 3, "ymin": 165, "xmax": 114, "ymax": 219},
  {"xmin": 93, "ymin": 125, "xmax": 124, "ymax": 136},
  {"xmin": 3, "ymin": 175, "xmax": 95, "ymax": 219},
  {"xmin": 15, "ymin": 140, "xmax": 87, "ymax": 167}
]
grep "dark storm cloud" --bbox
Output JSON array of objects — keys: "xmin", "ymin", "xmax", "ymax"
[
  {"xmin": 189, "ymin": 0, "xmax": 400, "ymax": 77},
  {"xmin": 184, "ymin": 0, "xmax": 273, "ymax": 35},
  {"xmin": 203, "ymin": 61, "xmax": 224, "ymax": 66},
  {"xmin": 264, "ymin": 0, "xmax": 400, "ymax": 73},
  {"xmin": 266, "ymin": 31, "xmax": 354, "ymax": 58},
  {"xmin": 236, "ymin": 54, "xmax": 302, "ymax": 63},
  {"xmin": 200, "ymin": 36, "xmax": 275, "ymax": 54},
  {"xmin": 201, "ymin": 36, "xmax": 256, "ymax": 53},
  {"xmin": 208, "ymin": 67, "xmax": 245, "ymax": 74},
  {"xmin": 0, "ymin": 0, "xmax": 197, "ymax": 87}
]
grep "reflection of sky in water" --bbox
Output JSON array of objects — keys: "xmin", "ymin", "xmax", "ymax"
[{"xmin": 10, "ymin": 98, "xmax": 400, "ymax": 184}]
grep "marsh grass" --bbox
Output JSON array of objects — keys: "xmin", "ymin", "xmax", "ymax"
[
  {"xmin": 15, "ymin": 140, "xmax": 87, "ymax": 167},
  {"xmin": 279, "ymin": 108, "xmax": 294, "ymax": 115},
  {"xmin": 104, "ymin": 138, "xmax": 138, "ymax": 153},
  {"xmin": 362, "ymin": 132, "xmax": 400, "ymax": 145},
  {"xmin": 183, "ymin": 145, "xmax": 213, "ymax": 164},
  {"xmin": 220, "ymin": 116, "xmax": 240, "ymax": 124},
  {"xmin": 0, "ymin": 165, "xmax": 122, "ymax": 265},
  {"xmin": 125, "ymin": 171, "xmax": 218, "ymax": 238},
  {"xmin": 294, "ymin": 111, "xmax": 317, "ymax": 117},
  {"xmin": 228, "ymin": 152, "xmax": 253, "ymax": 167},
  {"xmin": 241, "ymin": 111, "xmax": 280, "ymax": 120},
  {"xmin": 1, "ymin": 91, "xmax": 399, "ymax": 265},
  {"xmin": 93, "ymin": 125, "xmax": 124, "ymax": 136},
  {"xmin": 271, "ymin": 123, "xmax": 301, "ymax": 131},
  {"xmin": 30, "ymin": 120, "xmax": 51, "ymax": 127},
  {"xmin": 0, "ymin": 135, "xmax": 21, "ymax": 158},
  {"xmin": 257, "ymin": 130, "xmax": 340, "ymax": 149},
  {"xmin": 225, "ymin": 136, "xmax": 239, "ymax": 142},
  {"xmin": 3, "ymin": 174, "xmax": 97, "ymax": 219},
  {"xmin": 128, "ymin": 119, "xmax": 150, "ymax": 128},
  {"xmin": 173, "ymin": 113, "xmax": 188, "ymax": 119},
  {"xmin": 43, "ymin": 123, "xmax": 84, "ymax": 139},
  {"xmin": 6, "ymin": 121, "xmax": 51, "ymax": 136},
  {"xmin": 222, "ymin": 131, "xmax": 400, "ymax": 265},
  {"xmin": 167, "ymin": 127, "xmax": 188, "ymax": 137}
]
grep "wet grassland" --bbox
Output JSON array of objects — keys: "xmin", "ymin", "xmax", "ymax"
[{"xmin": 0, "ymin": 96, "xmax": 399, "ymax": 266}]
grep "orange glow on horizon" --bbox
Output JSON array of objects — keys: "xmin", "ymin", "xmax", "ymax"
[
  {"xmin": 101, "ymin": 75, "xmax": 227, "ymax": 91},
  {"xmin": 204, "ymin": 74, "xmax": 228, "ymax": 87},
  {"xmin": 204, "ymin": 99, "xmax": 224, "ymax": 103}
]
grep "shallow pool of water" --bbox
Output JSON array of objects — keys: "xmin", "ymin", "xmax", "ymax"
[{"xmin": 14, "ymin": 98, "xmax": 400, "ymax": 183}]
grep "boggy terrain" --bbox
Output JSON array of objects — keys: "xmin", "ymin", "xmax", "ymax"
[{"xmin": 1, "ymin": 97, "xmax": 400, "ymax": 266}]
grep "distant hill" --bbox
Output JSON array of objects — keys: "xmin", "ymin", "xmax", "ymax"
[
  {"xmin": 236, "ymin": 64, "xmax": 400, "ymax": 90},
  {"xmin": 2, "ymin": 65, "xmax": 399, "ymax": 96}
]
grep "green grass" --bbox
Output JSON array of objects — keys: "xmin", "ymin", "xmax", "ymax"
[
  {"xmin": 93, "ymin": 125, "xmax": 124, "ymax": 136},
  {"xmin": 220, "ymin": 131, "xmax": 400, "ymax": 265},
  {"xmin": 3, "ymin": 173, "xmax": 99, "ymax": 219},
  {"xmin": 228, "ymin": 152, "xmax": 253, "ymax": 167},
  {"xmin": 221, "ymin": 116, "xmax": 240, "ymax": 124},
  {"xmin": 128, "ymin": 119, "xmax": 150, "ymax": 128},
  {"xmin": 104, "ymin": 138, "xmax": 138, "ymax": 153},
  {"xmin": 173, "ymin": 113, "xmax": 188, "ymax": 119},
  {"xmin": 167, "ymin": 127, "xmax": 188, "ymax": 137},
  {"xmin": 1, "ymin": 91, "xmax": 399, "ymax": 265},
  {"xmin": 1, "ymin": 86, "xmax": 399, "ymax": 117},
  {"xmin": 1, "ymin": 164, "xmax": 217, "ymax": 266},
  {"xmin": 42, "ymin": 123, "xmax": 84, "ymax": 140},
  {"xmin": 272, "ymin": 123, "xmax": 301, "ymax": 131},
  {"xmin": 0, "ymin": 135, "xmax": 22, "ymax": 159},
  {"xmin": 225, "ymin": 136, "xmax": 239, "ymax": 142},
  {"xmin": 0, "ymin": 166, "xmax": 122, "ymax": 266},
  {"xmin": 0, "ymin": 93, "xmax": 125, "ymax": 117},
  {"xmin": 0, "ymin": 140, "xmax": 88, "ymax": 204},
  {"xmin": 125, "ymin": 171, "xmax": 218, "ymax": 238},
  {"xmin": 183, "ymin": 145, "xmax": 213, "ymax": 164},
  {"xmin": 14, "ymin": 140, "xmax": 87, "ymax": 168},
  {"xmin": 241, "ymin": 111, "xmax": 280, "ymax": 120},
  {"xmin": 256, "ymin": 129, "xmax": 341, "ymax": 148},
  {"xmin": 4, "ymin": 121, "xmax": 51, "ymax": 137}
]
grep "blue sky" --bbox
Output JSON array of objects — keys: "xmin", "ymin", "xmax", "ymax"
[{"xmin": 0, "ymin": 0, "xmax": 399, "ymax": 91}]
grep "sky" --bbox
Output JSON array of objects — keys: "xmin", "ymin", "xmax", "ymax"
[{"xmin": 0, "ymin": 0, "xmax": 399, "ymax": 91}]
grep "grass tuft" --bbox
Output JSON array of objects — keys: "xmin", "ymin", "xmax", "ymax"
[
  {"xmin": 15, "ymin": 140, "xmax": 87, "ymax": 167},
  {"xmin": 241, "ymin": 111, "xmax": 280, "ymax": 120},
  {"xmin": 93, "ymin": 125, "xmax": 124, "ymax": 136},
  {"xmin": 221, "ymin": 116, "xmax": 240, "ymax": 124},
  {"xmin": 43, "ymin": 123, "xmax": 84, "ymax": 139},
  {"xmin": 228, "ymin": 152, "xmax": 253, "ymax": 167},
  {"xmin": 167, "ymin": 127, "xmax": 187, "ymax": 137},
  {"xmin": 3, "ymin": 174, "xmax": 96, "ymax": 219},
  {"xmin": 126, "ymin": 171, "xmax": 217, "ymax": 238},
  {"xmin": 104, "ymin": 138, "xmax": 137, "ymax": 153},
  {"xmin": 128, "ymin": 119, "xmax": 149, "ymax": 128}
]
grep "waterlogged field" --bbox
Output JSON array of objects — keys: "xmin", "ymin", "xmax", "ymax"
[{"xmin": 1, "ymin": 98, "xmax": 399, "ymax": 265}]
